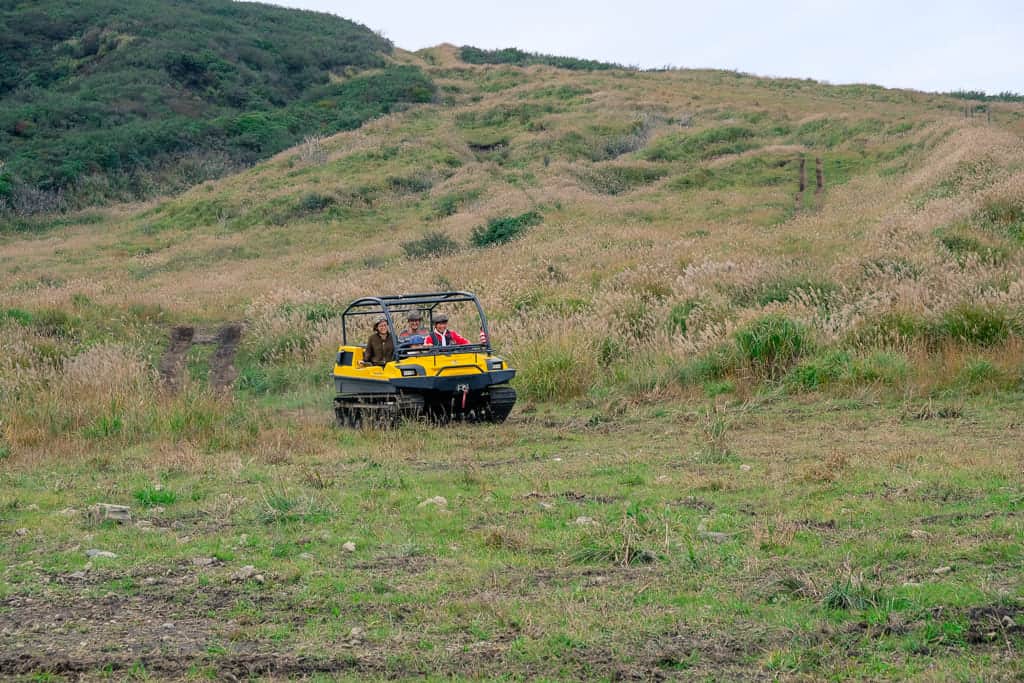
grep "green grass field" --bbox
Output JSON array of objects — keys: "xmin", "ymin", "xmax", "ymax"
[{"xmin": 2, "ymin": 394, "xmax": 1022, "ymax": 679}]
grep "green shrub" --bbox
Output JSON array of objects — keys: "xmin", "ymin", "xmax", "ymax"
[
  {"xmin": 937, "ymin": 305, "xmax": 1014, "ymax": 347},
  {"xmin": 947, "ymin": 90, "xmax": 1024, "ymax": 102},
  {"xmin": 575, "ymin": 166, "xmax": 667, "ymax": 195},
  {"xmin": 734, "ymin": 315, "xmax": 810, "ymax": 379},
  {"xmin": 470, "ymin": 211, "xmax": 542, "ymax": 247},
  {"xmin": 459, "ymin": 46, "xmax": 622, "ymax": 71},
  {"xmin": 401, "ymin": 231, "xmax": 460, "ymax": 259},
  {"xmin": 296, "ymin": 192, "xmax": 335, "ymax": 213}
]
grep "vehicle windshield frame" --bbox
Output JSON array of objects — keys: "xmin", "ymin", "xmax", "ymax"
[{"xmin": 340, "ymin": 291, "xmax": 492, "ymax": 360}]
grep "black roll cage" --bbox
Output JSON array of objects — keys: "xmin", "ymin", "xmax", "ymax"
[{"xmin": 341, "ymin": 291, "xmax": 492, "ymax": 361}]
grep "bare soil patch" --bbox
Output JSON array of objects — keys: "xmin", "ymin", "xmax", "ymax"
[
  {"xmin": 157, "ymin": 325, "xmax": 194, "ymax": 392},
  {"xmin": 209, "ymin": 323, "xmax": 243, "ymax": 391}
]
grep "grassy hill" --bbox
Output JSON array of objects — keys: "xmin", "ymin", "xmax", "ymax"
[
  {"xmin": 1, "ymin": 42, "xmax": 1023, "ymax": 679},
  {"xmin": 0, "ymin": 0, "xmax": 435, "ymax": 215}
]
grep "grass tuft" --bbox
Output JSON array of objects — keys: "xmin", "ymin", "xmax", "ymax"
[
  {"xmin": 134, "ymin": 486, "xmax": 178, "ymax": 507},
  {"xmin": 734, "ymin": 315, "xmax": 811, "ymax": 379},
  {"xmin": 938, "ymin": 305, "xmax": 1016, "ymax": 347}
]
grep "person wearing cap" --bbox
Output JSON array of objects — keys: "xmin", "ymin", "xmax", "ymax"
[
  {"xmin": 422, "ymin": 314, "xmax": 472, "ymax": 348},
  {"xmin": 398, "ymin": 311, "xmax": 427, "ymax": 346},
  {"xmin": 361, "ymin": 316, "xmax": 394, "ymax": 367}
]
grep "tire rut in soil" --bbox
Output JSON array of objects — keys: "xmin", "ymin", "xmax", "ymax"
[
  {"xmin": 158, "ymin": 325, "xmax": 194, "ymax": 392},
  {"xmin": 209, "ymin": 323, "xmax": 243, "ymax": 391}
]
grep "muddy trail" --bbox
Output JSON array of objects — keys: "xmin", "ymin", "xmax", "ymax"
[
  {"xmin": 157, "ymin": 326, "xmax": 194, "ymax": 393},
  {"xmin": 208, "ymin": 323, "xmax": 242, "ymax": 391}
]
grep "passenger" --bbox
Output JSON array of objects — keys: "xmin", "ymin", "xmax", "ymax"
[
  {"xmin": 398, "ymin": 311, "xmax": 427, "ymax": 346},
  {"xmin": 361, "ymin": 316, "xmax": 394, "ymax": 367},
  {"xmin": 422, "ymin": 314, "xmax": 471, "ymax": 348}
]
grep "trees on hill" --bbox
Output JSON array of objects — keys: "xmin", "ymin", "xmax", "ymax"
[{"xmin": 0, "ymin": 0, "xmax": 435, "ymax": 215}]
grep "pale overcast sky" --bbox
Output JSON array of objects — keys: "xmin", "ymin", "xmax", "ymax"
[{"xmin": 266, "ymin": 0, "xmax": 1022, "ymax": 94}]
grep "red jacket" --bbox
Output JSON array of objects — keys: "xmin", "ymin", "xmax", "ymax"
[{"xmin": 422, "ymin": 327, "xmax": 470, "ymax": 347}]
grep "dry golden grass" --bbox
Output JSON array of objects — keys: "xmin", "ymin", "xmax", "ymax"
[{"xmin": 2, "ymin": 58, "xmax": 1024, "ymax": 460}]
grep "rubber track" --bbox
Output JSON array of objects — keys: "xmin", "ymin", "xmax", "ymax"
[{"xmin": 486, "ymin": 386, "xmax": 516, "ymax": 423}]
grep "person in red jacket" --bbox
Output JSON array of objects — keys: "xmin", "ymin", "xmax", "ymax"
[{"xmin": 422, "ymin": 314, "xmax": 471, "ymax": 348}]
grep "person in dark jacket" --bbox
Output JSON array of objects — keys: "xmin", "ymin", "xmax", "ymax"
[{"xmin": 361, "ymin": 317, "xmax": 394, "ymax": 366}]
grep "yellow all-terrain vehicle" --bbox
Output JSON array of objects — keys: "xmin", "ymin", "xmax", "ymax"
[{"xmin": 332, "ymin": 291, "xmax": 516, "ymax": 427}]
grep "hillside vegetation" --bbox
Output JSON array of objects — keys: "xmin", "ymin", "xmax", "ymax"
[
  {"xmin": 0, "ymin": 0, "xmax": 435, "ymax": 215},
  {"xmin": 1, "ymin": 40, "xmax": 1023, "ymax": 680}
]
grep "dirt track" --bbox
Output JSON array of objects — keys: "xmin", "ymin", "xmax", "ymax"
[
  {"xmin": 157, "ymin": 324, "xmax": 242, "ymax": 393},
  {"xmin": 209, "ymin": 324, "xmax": 243, "ymax": 391},
  {"xmin": 157, "ymin": 326, "xmax": 194, "ymax": 392}
]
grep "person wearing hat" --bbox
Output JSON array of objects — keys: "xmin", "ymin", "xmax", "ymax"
[
  {"xmin": 422, "ymin": 313, "xmax": 472, "ymax": 348},
  {"xmin": 361, "ymin": 316, "xmax": 394, "ymax": 367},
  {"xmin": 398, "ymin": 311, "xmax": 427, "ymax": 346}
]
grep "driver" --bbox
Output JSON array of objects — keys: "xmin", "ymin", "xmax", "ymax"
[{"xmin": 398, "ymin": 311, "xmax": 427, "ymax": 346}]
